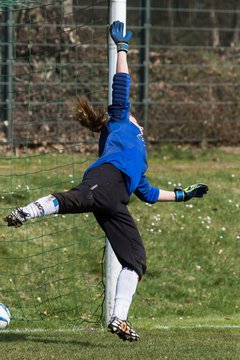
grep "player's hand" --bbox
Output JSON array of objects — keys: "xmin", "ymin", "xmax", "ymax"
[
  {"xmin": 110, "ymin": 20, "xmax": 133, "ymax": 53},
  {"xmin": 174, "ymin": 184, "xmax": 208, "ymax": 202}
]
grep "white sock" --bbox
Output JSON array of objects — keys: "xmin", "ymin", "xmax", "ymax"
[
  {"xmin": 21, "ymin": 195, "xmax": 59, "ymax": 219},
  {"xmin": 112, "ymin": 267, "xmax": 139, "ymax": 321}
]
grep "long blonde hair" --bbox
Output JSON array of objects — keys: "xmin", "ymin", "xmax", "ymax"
[{"xmin": 73, "ymin": 96, "xmax": 108, "ymax": 133}]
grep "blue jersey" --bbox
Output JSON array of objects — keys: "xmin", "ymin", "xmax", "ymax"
[{"xmin": 85, "ymin": 72, "xmax": 159, "ymax": 204}]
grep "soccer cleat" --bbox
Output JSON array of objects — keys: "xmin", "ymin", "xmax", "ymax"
[
  {"xmin": 4, "ymin": 208, "xmax": 30, "ymax": 227},
  {"xmin": 108, "ymin": 316, "xmax": 140, "ymax": 342}
]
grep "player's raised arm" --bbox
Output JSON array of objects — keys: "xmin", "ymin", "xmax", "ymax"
[
  {"xmin": 110, "ymin": 20, "xmax": 132, "ymax": 74},
  {"xmin": 108, "ymin": 21, "xmax": 133, "ymax": 121},
  {"xmin": 116, "ymin": 51, "xmax": 128, "ymax": 74}
]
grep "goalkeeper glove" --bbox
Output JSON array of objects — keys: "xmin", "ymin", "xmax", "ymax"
[
  {"xmin": 174, "ymin": 184, "xmax": 208, "ymax": 202},
  {"xmin": 110, "ymin": 20, "xmax": 133, "ymax": 53}
]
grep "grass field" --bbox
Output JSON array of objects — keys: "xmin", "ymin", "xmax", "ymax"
[
  {"xmin": 1, "ymin": 327, "xmax": 240, "ymax": 360},
  {"xmin": 0, "ymin": 145, "xmax": 240, "ymax": 359}
]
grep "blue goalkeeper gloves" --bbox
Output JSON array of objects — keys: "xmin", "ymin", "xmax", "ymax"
[
  {"xmin": 110, "ymin": 20, "xmax": 133, "ymax": 53},
  {"xmin": 174, "ymin": 184, "xmax": 208, "ymax": 202}
]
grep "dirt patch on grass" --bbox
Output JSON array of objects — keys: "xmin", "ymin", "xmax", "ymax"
[{"xmin": 220, "ymin": 146, "xmax": 240, "ymax": 155}]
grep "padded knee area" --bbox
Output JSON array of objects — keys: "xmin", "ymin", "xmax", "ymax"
[{"xmin": 53, "ymin": 184, "xmax": 94, "ymax": 214}]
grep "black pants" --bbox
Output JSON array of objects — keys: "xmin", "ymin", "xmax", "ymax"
[{"xmin": 53, "ymin": 163, "xmax": 146, "ymax": 278}]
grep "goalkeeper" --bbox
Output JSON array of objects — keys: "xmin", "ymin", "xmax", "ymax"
[{"xmin": 4, "ymin": 21, "xmax": 208, "ymax": 342}]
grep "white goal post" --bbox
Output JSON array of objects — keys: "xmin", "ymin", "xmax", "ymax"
[{"xmin": 105, "ymin": 0, "xmax": 127, "ymax": 324}]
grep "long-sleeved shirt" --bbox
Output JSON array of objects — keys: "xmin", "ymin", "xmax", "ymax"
[{"xmin": 85, "ymin": 72, "xmax": 159, "ymax": 204}]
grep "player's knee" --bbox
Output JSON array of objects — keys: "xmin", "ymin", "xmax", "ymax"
[
  {"xmin": 53, "ymin": 184, "xmax": 94, "ymax": 213},
  {"xmin": 72, "ymin": 184, "xmax": 94, "ymax": 210}
]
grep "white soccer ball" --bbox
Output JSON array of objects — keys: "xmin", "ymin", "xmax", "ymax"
[{"xmin": 0, "ymin": 303, "xmax": 11, "ymax": 329}]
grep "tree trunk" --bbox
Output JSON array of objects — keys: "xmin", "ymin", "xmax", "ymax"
[
  {"xmin": 168, "ymin": 0, "xmax": 175, "ymax": 43},
  {"xmin": 231, "ymin": 0, "xmax": 240, "ymax": 47},
  {"xmin": 210, "ymin": 9, "xmax": 220, "ymax": 47}
]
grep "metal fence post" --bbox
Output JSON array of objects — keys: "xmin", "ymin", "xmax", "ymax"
[
  {"xmin": 139, "ymin": 0, "xmax": 150, "ymax": 135},
  {"xmin": 2, "ymin": 5, "xmax": 14, "ymax": 146},
  {"xmin": 106, "ymin": 0, "xmax": 126, "ymax": 325}
]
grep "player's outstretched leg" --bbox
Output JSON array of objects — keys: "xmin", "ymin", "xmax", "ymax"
[
  {"xmin": 108, "ymin": 316, "xmax": 140, "ymax": 342},
  {"xmin": 4, "ymin": 195, "xmax": 59, "ymax": 228}
]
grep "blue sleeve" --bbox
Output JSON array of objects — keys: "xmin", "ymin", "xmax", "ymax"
[
  {"xmin": 134, "ymin": 175, "xmax": 160, "ymax": 204},
  {"xmin": 108, "ymin": 73, "xmax": 131, "ymax": 122}
]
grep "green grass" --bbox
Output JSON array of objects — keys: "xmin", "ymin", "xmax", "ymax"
[
  {"xmin": 0, "ymin": 145, "xmax": 240, "ymax": 358},
  {"xmin": 1, "ymin": 327, "xmax": 239, "ymax": 360}
]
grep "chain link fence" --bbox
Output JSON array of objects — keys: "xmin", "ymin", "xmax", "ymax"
[{"xmin": 0, "ymin": 0, "xmax": 240, "ymax": 147}]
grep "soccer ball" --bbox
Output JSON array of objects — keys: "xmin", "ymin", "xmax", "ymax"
[{"xmin": 0, "ymin": 303, "xmax": 11, "ymax": 329}]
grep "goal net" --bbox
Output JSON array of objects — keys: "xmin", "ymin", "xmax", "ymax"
[{"xmin": 0, "ymin": 0, "xmax": 109, "ymax": 327}]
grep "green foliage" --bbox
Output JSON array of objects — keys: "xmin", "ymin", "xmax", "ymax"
[{"xmin": 0, "ymin": 0, "xmax": 21, "ymax": 8}]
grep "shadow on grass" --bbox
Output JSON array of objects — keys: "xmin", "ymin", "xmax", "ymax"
[
  {"xmin": 1, "ymin": 332, "xmax": 108, "ymax": 348},
  {"xmin": 0, "ymin": 333, "xmax": 28, "ymax": 342}
]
